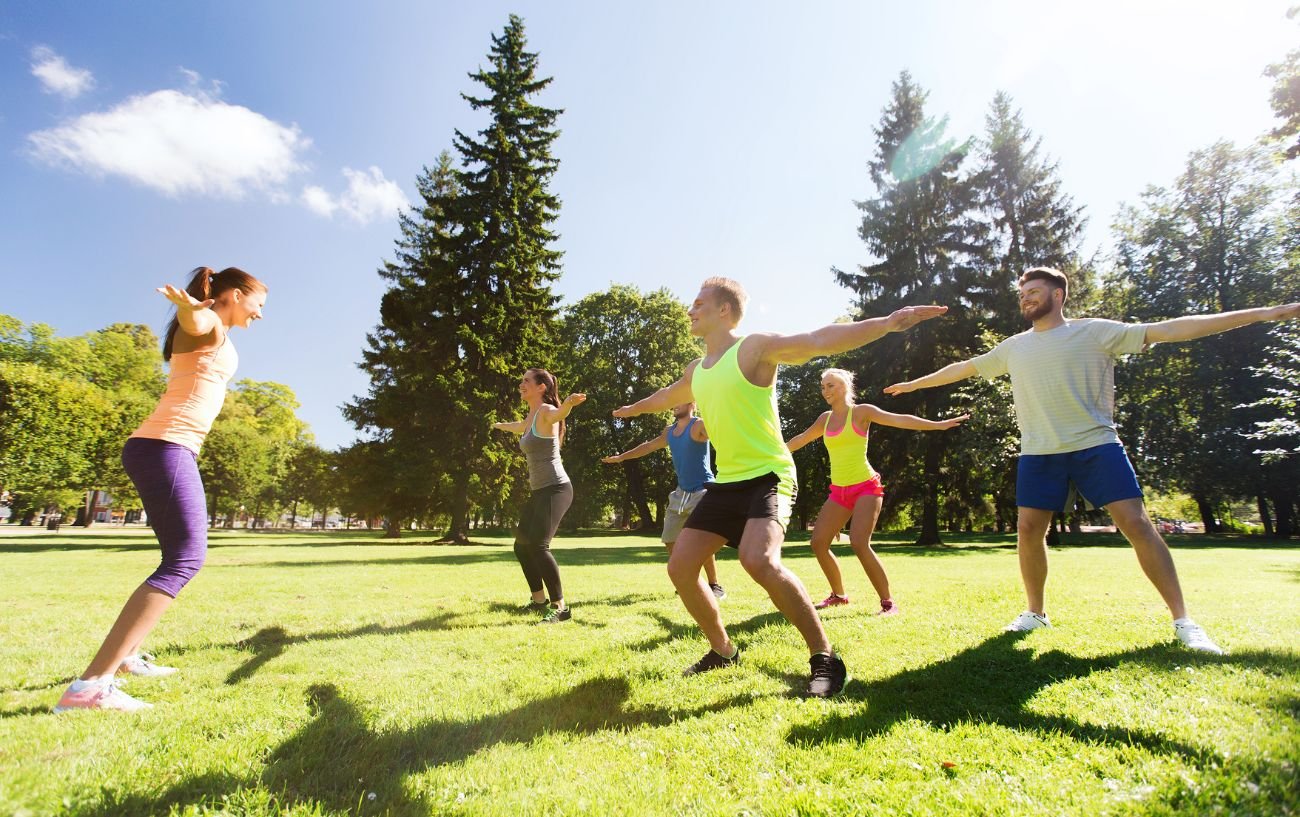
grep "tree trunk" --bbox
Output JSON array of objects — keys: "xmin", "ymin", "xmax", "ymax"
[
  {"xmin": 384, "ymin": 516, "xmax": 403, "ymax": 539},
  {"xmin": 916, "ymin": 435, "xmax": 942, "ymax": 545},
  {"xmin": 1194, "ymin": 494, "xmax": 1217, "ymax": 534},
  {"xmin": 622, "ymin": 460, "xmax": 654, "ymax": 529},
  {"xmin": 1257, "ymin": 494, "xmax": 1274, "ymax": 537},
  {"xmin": 443, "ymin": 471, "xmax": 471, "ymax": 543},
  {"xmin": 81, "ymin": 490, "xmax": 96, "ymax": 527},
  {"xmin": 290, "ymin": 499, "xmax": 298, "ymax": 530},
  {"xmin": 1270, "ymin": 489, "xmax": 1293, "ymax": 537}
]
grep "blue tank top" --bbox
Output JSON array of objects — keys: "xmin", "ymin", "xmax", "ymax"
[{"xmin": 666, "ymin": 417, "xmax": 713, "ymax": 492}]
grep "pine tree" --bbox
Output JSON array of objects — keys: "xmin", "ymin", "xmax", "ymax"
[
  {"xmin": 346, "ymin": 16, "xmax": 564, "ymax": 542},
  {"xmin": 833, "ymin": 71, "xmax": 991, "ymax": 545}
]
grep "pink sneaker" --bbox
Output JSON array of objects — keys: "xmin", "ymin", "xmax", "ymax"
[
  {"xmin": 877, "ymin": 600, "xmax": 899, "ymax": 617},
  {"xmin": 54, "ymin": 678, "xmax": 152, "ymax": 713},
  {"xmin": 814, "ymin": 593, "xmax": 850, "ymax": 610},
  {"xmin": 120, "ymin": 653, "xmax": 177, "ymax": 677}
]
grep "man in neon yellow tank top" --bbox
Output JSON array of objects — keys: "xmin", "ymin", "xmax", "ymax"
[{"xmin": 615, "ymin": 276, "xmax": 946, "ymax": 697}]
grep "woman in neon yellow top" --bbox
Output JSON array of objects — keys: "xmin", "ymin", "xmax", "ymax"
[{"xmin": 787, "ymin": 368, "xmax": 968, "ymax": 615}]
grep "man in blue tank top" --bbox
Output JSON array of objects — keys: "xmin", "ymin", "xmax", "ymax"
[{"xmin": 603, "ymin": 402, "xmax": 726, "ymax": 599}]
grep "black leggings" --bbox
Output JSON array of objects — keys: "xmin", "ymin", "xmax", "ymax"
[{"xmin": 514, "ymin": 481, "xmax": 573, "ymax": 601}]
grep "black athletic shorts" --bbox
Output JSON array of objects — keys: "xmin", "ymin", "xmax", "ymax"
[{"xmin": 682, "ymin": 472, "xmax": 794, "ymax": 549}]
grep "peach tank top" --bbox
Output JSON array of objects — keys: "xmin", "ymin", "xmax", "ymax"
[{"xmin": 131, "ymin": 335, "xmax": 238, "ymax": 454}]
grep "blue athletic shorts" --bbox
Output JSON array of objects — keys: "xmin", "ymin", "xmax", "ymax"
[{"xmin": 1016, "ymin": 442, "xmax": 1142, "ymax": 511}]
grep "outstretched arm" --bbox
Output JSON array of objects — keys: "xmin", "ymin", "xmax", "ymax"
[
  {"xmin": 860, "ymin": 403, "xmax": 969, "ymax": 431},
  {"xmin": 613, "ymin": 362, "xmax": 698, "ymax": 418},
  {"xmin": 158, "ymin": 284, "xmax": 221, "ymax": 337},
  {"xmin": 785, "ymin": 413, "xmax": 828, "ymax": 453},
  {"xmin": 603, "ymin": 430, "xmax": 669, "ymax": 464},
  {"xmin": 758, "ymin": 305, "xmax": 949, "ymax": 366},
  {"xmin": 492, "ymin": 418, "xmax": 528, "ymax": 435},
  {"xmin": 1145, "ymin": 304, "xmax": 1300, "ymax": 344},
  {"xmin": 884, "ymin": 360, "xmax": 978, "ymax": 395}
]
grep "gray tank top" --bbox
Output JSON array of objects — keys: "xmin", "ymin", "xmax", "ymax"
[{"xmin": 520, "ymin": 411, "xmax": 569, "ymax": 490}]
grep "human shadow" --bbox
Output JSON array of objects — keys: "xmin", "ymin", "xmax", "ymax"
[
  {"xmin": 225, "ymin": 614, "xmax": 457, "ymax": 685},
  {"xmin": 235, "ymin": 543, "xmax": 673, "ymax": 571},
  {"xmin": 73, "ymin": 676, "xmax": 755, "ymax": 817},
  {"xmin": 784, "ymin": 632, "xmax": 1298, "ymax": 762}
]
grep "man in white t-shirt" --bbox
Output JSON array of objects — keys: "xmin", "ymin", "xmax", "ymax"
[{"xmin": 886, "ymin": 266, "xmax": 1300, "ymax": 653}]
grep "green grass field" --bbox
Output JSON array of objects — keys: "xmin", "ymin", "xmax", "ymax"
[{"xmin": 1, "ymin": 527, "xmax": 1297, "ymax": 816}]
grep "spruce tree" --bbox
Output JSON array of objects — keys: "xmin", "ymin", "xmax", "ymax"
[
  {"xmin": 834, "ymin": 71, "xmax": 990, "ymax": 545},
  {"xmin": 347, "ymin": 16, "xmax": 564, "ymax": 542}
]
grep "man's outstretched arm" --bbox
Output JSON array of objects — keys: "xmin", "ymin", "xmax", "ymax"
[
  {"xmin": 884, "ymin": 360, "xmax": 979, "ymax": 395},
  {"xmin": 1144, "ymin": 303, "xmax": 1300, "ymax": 344},
  {"xmin": 759, "ymin": 305, "xmax": 949, "ymax": 366},
  {"xmin": 613, "ymin": 362, "xmax": 698, "ymax": 418}
]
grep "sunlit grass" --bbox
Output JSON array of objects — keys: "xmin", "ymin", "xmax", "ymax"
[{"xmin": 1, "ymin": 527, "xmax": 1297, "ymax": 816}]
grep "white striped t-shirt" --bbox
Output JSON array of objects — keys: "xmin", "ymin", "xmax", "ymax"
[{"xmin": 971, "ymin": 319, "xmax": 1149, "ymax": 455}]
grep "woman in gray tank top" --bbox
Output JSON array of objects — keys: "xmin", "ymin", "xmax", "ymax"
[{"xmin": 491, "ymin": 368, "xmax": 586, "ymax": 623}]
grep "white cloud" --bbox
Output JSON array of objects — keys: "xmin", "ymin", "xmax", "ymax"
[
  {"xmin": 27, "ymin": 87, "xmax": 309, "ymax": 198},
  {"xmin": 301, "ymin": 166, "xmax": 409, "ymax": 225},
  {"xmin": 301, "ymin": 184, "xmax": 337, "ymax": 218},
  {"xmin": 30, "ymin": 46, "xmax": 95, "ymax": 99}
]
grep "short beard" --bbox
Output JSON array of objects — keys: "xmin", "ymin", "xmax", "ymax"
[
  {"xmin": 1021, "ymin": 301, "xmax": 1054, "ymax": 322},
  {"xmin": 673, "ymin": 407, "xmax": 690, "ymax": 420}
]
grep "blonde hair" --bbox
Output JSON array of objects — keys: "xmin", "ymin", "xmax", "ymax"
[
  {"xmin": 821, "ymin": 368, "xmax": 856, "ymax": 401},
  {"xmin": 700, "ymin": 276, "xmax": 748, "ymax": 322}
]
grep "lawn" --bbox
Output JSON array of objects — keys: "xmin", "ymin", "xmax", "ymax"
[{"xmin": 1, "ymin": 527, "xmax": 1297, "ymax": 816}]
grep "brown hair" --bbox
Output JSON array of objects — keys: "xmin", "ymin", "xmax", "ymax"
[
  {"xmin": 1018, "ymin": 266, "xmax": 1069, "ymax": 303},
  {"xmin": 163, "ymin": 266, "xmax": 266, "ymax": 360},
  {"xmin": 526, "ymin": 367, "xmax": 566, "ymax": 446},
  {"xmin": 700, "ymin": 276, "xmax": 748, "ymax": 323}
]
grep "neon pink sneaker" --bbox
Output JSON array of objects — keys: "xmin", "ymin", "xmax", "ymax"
[
  {"xmin": 814, "ymin": 593, "xmax": 850, "ymax": 610},
  {"xmin": 877, "ymin": 599, "xmax": 899, "ymax": 617},
  {"xmin": 120, "ymin": 653, "xmax": 178, "ymax": 677},
  {"xmin": 54, "ymin": 678, "xmax": 152, "ymax": 713}
]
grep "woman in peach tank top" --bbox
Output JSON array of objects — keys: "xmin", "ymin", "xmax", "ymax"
[
  {"xmin": 786, "ymin": 368, "xmax": 967, "ymax": 617},
  {"xmin": 56, "ymin": 267, "xmax": 267, "ymax": 713}
]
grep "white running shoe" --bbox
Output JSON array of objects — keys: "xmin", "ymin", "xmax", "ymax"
[
  {"xmin": 1004, "ymin": 611, "xmax": 1051, "ymax": 632},
  {"xmin": 1174, "ymin": 619, "xmax": 1224, "ymax": 654},
  {"xmin": 120, "ymin": 653, "xmax": 178, "ymax": 677},
  {"xmin": 54, "ymin": 677, "xmax": 152, "ymax": 712}
]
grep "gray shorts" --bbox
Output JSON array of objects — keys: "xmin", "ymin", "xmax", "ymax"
[{"xmin": 662, "ymin": 487, "xmax": 708, "ymax": 544}]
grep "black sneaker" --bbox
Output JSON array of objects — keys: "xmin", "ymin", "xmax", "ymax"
[
  {"xmin": 806, "ymin": 653, "xmax": 847, "ymax": 698},
  {"xmin": 538, "ymin": 605, "xmax": 571, "ymax": 624},
  {"xmin": 709, "ymin": 583, "xmax": 727, "ymax": 600},
  {"xmin": 525, "ymin": 598, "xmax": 550, "ymax": 612},
  {"xmin": 682, "ymin": 647, "xmax": 739, "ymax": 676}
]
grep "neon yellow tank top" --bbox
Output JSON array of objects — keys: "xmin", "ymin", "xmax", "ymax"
[
  {"xmin": 691, "ymin": 337, "xmax": 796, "ymax": 495},
  {"xmin": 822, "ymin": 410, "xmax": 876, "ymax": 486}
]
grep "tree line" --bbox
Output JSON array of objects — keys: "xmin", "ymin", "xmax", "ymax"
[{"xmin": 4, "ymin": 13, "xmax": 1296, "ymax": 539}]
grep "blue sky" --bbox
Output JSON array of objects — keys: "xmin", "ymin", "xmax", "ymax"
[{"xmin": 2, "ymin": 1, "xmax": 1294, "ymax": 449}]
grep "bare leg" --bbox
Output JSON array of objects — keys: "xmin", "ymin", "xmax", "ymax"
[
  {"xmin": 737, "ymin": 518, "xmax": 831, "ymax": 655},
  {"xmin": 846, "ymin": 494, "xmax": 890, "ymax": 601},
  {"xmin": 1107, "ymin": 497, "xmax": 1188, "ymax": 620},
  {"xmin": 82, "ymin": 583, "xmax": 174, "ymax": 679},
  {"xmin": 1016, "ymin": 507, "xmax": 1054, "ymax": 615},
  {"xmin": 667, "ymin": 529, "xmax": 731, "ymax": 653},
  {"xmin": 667, "ymin": 540, "xmax": 720, "ymax": 586},
  {"xmin": 809, "ymin": 499, "xmax": 854, "ymax": 596}
]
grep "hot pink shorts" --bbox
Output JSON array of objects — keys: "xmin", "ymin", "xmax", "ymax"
[{"xmin": 828, "ymin": 475, "xmax": 885, "ymax": 510}]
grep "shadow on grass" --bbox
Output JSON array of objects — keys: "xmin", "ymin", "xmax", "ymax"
[
  {"xmin": 226, "ymin": 543, "xmax": 674, "ymax": 570},
  {"xmin": 785, "ymin": 632, "xmax": 1300, "ymax": 762},
  {"xmin": 74, "ymin": 676, "xmax": 754, "ymax": 817}
]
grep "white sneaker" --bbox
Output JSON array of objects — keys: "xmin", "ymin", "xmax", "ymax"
[
  {"xmin": 1174, "ymin": 619, "xmax": 1224, "ymax": 654},
  {"xmin": 54, "ymin": 677, "xmax": 152, "ymax": 712},
  {"xmin": 1004, "ymin": 611, "xmax": 1051, "ymax": 632},
  {"xmin": 120, "ymin": 653, "xmax": 178, "ymax": 677}
]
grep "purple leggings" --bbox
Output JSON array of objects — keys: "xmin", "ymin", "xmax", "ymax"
[{"xmin": 122, "ymin": 437, "xmax": 208, "ymax": 597}]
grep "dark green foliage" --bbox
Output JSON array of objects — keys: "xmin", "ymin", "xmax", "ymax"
[
  {"xmin": 555, "ymin": 285, "xmax": 702, "ymax": 529},
  {"xmin": 345, "ymin": 16, "xmax": 565, "ymax": 541},
  {"xmin": 1107, "ymin": 141, "xmax": 1297, "ymax": 533},
  {"xmin": 832, "ymin": 72, "xmax": 992, "ymax": 543}
]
